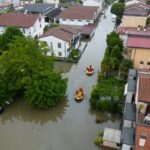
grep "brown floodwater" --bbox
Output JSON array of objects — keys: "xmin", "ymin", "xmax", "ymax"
[{"xmin": 0, "ymin": 7, "xmax": 122, "ymax": 150}]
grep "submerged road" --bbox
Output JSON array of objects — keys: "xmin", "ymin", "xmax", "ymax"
[{"xmin": 0, "ymin": 6, "xmax": 121, "ymax": 150}]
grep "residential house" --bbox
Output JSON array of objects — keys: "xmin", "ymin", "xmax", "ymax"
[
  {"xmin": 135, "ymin": 71, "xmax": 150, "ymax": 150},
  {"xmin": 39, "ymin": 26, "xmax": 81, "ymax": 58},
  {"xmin": 121, "ymin": 69, "xmax": 150, "ymax": 150},
  {"xmin": 17, "ymin": 3, "xmax": 61, "ymax": 22},
  {"xmin": 0, "ymin": 2, "xmax": 14, "ymax": 13},
  {"xmin": 82, "ymin": 0, "xmax": 104, "ymax": 11},
  {"xmin": 125, "ymin": 0, "xmax": 147, "ymax": 6},
  {"xmin": 127, "ymin": 35, "xmax": 150, "ymax": 69},
  {"xmin": 57, "ymin": 5, "xmax": 100, "ymax": 26},
  {"xmin": 121, "ymin": 3, "xmax": 150, "ymax": 28},
  {"xmin": 116, "ymin": 26, "xmax": 150, "ymax": 69},
  {"xmin": 0, "ymin": 12, "xmax": 46, "ymax": 37}
]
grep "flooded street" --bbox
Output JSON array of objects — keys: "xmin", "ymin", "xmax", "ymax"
[{"xmin": 0, "ymin": 7, "xmax": 121, "ymax": 150}]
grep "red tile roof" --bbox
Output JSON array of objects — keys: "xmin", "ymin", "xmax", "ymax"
[
  {"xmin": 138, "ymin": 73, "xmax": 150, "ymax": 102},
  {"xmin": 124, "ymin": 3, "xmax": 150, "ymax": 16},
  {"xmin": 0, "ymin": 13, "xmax": 39, "ymax": 28},
  {"xmin": 58, "ymin": 5, "xmax": 98, "ymax": 20},
  {"xmin": 135, "ymin": 125, "xmax": 150, "ymax": 150},
  {"xmin": 40, "ymin": 26, "xmax": 80, "ymax": 41},
  {"xmin": 127, "ymin": 36, "xmax": 150, "ymax": 49}
]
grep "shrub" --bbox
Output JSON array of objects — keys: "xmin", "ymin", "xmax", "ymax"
[
  {"xmin": 70, "ymin": 49, "xmax": 80, "ymax": 58},
  {"xmin": 94, "ymin": 137, "xmax": 103, "ymax": 145}
]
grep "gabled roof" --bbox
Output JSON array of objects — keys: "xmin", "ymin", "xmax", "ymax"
[
  {"xmin": 138, "ymin": 73, "xmax": 150, "ymax": 103},
  {"xmin": 0, "ymin": 12, "xmax": 39, "ymax": 28},
  {"xmin": 124, "ymin": 3, "xmax": 149, "ymax": 16},
  {"xmin": 116, "ymin": 27, "xmax": 150, "ymax": 36},
  {"xmin": 127, "ymin": 36, "xmax": 150, "ymax": 49},
  {"xmin": 58, "ymin": 5, "xmax": 98, "ymax": 20},
  {"xmin": 40, "ymin": 26, "xmax": 80, "ymax": 41}
]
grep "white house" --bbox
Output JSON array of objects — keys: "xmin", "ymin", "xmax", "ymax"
[
  {"xmin": 39, "ymin": 26, "xmax": 81, "ymax": 58},
  {"xmin": 0, "ymin": 12, "xmax": 46, "ymax": 37},
  {"xmin": 82, "ymin": 0, "xmax": 104, "ymax": 10},
  {"xmin": 57, "ymin": 5, "xmax": 100, "ymax": 26}
]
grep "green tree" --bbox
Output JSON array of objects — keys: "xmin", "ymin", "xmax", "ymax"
[
  {"xmin": 111, "ymin": 2, "xmax": 125, "ymax": 17},
  {"xmin": 107, "ymin": 31, "xmax": 123, "ymax": 51},
  {"xmin": 119, "ymin": 59, "xmax": 133, "ymax": 80},
  {"xmin": 0, "ymin": 37, "xmax": 67, "ymax": 108},
  {"xmin": 25, "ymin": 72, "xmax": 67, "ymax": 109},
  {"xmin": 0, "ymin": 26, "xmax": 24, "ymax": 52}
]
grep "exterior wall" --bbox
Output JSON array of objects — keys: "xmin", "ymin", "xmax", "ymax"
[
  {"xmin": 39, "ymin": 36, "xmax": 70, "ymax": 58},
  {"xmin": 130, "ymin": 48, "xmax": 150, "ymax": 69},
  {"xmin": 135, "ymin": 125, "xmax": 150, "ymax": 150},
  {"xmin": 121, "ymin": 16, "xmax": 147, "ymax": 27},
  {"xmin": 43, "ymin": 0, "xmax": 59, "ymax": 5},
  {"xmin": 103, "ymin": 141, "xmax": 119, "ymax": 149},
  {"xmin": 5, "ymin": 0, "xmax": 20, "ymax": 7},
  {"xmin": 59, "ymin": 18, "xmax": 94, "ymax": 26},
  {"xmin": 0, "ymin": 16, "xmax": 45, "ymax": 37},
  {"xmin": 31, "ymin": 16, "xmax": 46, "ymax": 37},
  {"xmin": 119, "ymin": 34, "xmax": 128, "ymax": 47},
  {"xmin": 83, "ymin": 0, "xmax": 103, "ymax": 10}
]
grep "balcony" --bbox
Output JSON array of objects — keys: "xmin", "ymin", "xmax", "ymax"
[{"xmin": 137, "ymin": 102, "xmax": 150, "ymax": 126}]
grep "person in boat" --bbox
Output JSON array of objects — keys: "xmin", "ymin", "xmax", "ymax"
[
  {"xmin": 89, "ymin": 65, "xmax": 93, "ymax": 70},
  {"xmin": 79, "ymin": 87, "xmax": 84, "ymax": 93}
]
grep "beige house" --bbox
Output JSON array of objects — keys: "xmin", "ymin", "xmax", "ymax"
[
  {"xmin": 127, "ymin": 36, "xmax": 150, "ymax": 69},
  {"xmin": 121, "ymin": 3, "xmax": 150, "ymax": 27}
]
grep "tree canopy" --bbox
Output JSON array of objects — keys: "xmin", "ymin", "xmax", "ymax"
[
  {"xmin": 111, "ymin": 2, "xmax": 125, "ymax": 17},
  {"xmin": 0, "ymin": 26, "xmax": 24, "ymax": 52},
  {"xmin": 0, "ymin": 37, "xmax": 67, "ymax": 108}
]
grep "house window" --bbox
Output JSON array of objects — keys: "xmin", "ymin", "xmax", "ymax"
[
  {"xmin": 58, "ymin": 52, "xmax": 62, "ymax": 56},
  {"xmin": 58, "ymin": 43, "xmax": 61, "ymax": 48},
  {"xmin": 139, "ymin": 133, "xmax": 147, "ymax": 147},
  {"xmin": 63, "ymin": 19, "xmax": 66, "ymax": 21},
  {"xmin": 140, "ymin": 61, "xmax": 144, "ymax": 64},
  {"xmin": 78, "ymin": 19, "xmax": 82, "ymax": 22},
  {"xmin": 147, "ymin": 61, "xmax": 150, "ymax": 65},
  {"xmin": 70, "ymin": 19, "xmax": 74, "ymax": 21},
  {"xmin": 86, "ymin": 20, "xmax": 90, "ymax": 22}
]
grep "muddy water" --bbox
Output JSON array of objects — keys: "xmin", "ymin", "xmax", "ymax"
[{"xmin": 0, "ymin": 7, "xmax": 121, "ymax": 150}]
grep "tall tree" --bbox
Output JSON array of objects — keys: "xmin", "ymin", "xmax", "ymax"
[
  {"xmin": 0, "ymin": 37, "xmax": 67, "ymax": 108},
  {"xmin": 111, "ymin": 2, "xmax": 125, "ymax": 17},
  {"xmin": 0, "ymin": 26, "xmax": 24, "ymax": 52}
]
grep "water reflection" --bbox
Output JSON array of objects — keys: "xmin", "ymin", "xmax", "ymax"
[
  {"xmin": 53, "ymin": 61, "xmax": 73, "ymax": 73},
  {"xmin": 0, "ymin": 98, "xmax": 69, "ymax": 125}
]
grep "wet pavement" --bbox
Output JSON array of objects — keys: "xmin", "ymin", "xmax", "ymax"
[{"xmin": 0, "ymin": 7, "xmax": 121, "ymax": 150}]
